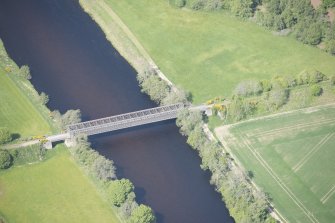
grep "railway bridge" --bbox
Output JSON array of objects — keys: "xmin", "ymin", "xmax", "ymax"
[{"xmin": 44, "ymin": 103, "xmax": 212, "ymax": 149}]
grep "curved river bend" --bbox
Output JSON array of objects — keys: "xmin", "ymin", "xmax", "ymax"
[{"xmin": 0, "ymin": 1, "xmax": 233, "ymax": 222}]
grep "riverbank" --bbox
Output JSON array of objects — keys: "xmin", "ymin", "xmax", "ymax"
[
  {"xmin": 79, "ymin": 1, "xmax": 282, "ymax": 222},
  {"xmin": 79, "ymin": 0, "xmax": 174, "ymax": 88},
  {"xmin": 81, "ymin": 0, "xmax": 335, "ymax": 104},
  {"xmin": 0, "ymin": 39, "xmax": 122, "ymax": 222}
]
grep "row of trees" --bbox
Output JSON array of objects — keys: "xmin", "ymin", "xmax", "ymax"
[
  {"xmin": 224, "ymin": 70, "xmax": 332, "ymax": 122},
  {"xmin": 69, "ymin": 136, "xmax": 156, "ymax": 223},
  {"xmin": 170, "ymin": 0, "xmax": 335, "ymax": 55},
  {"xmin": 176, "ymin": 110, "xmax": 275, "ymax": 222},
  {"xmin": 136, "ymin": 68, "xmax": 275, "ymax": 222}
]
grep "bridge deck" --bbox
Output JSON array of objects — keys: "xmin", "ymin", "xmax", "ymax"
[{"xmin": 67, "ymin": 103, "xmax": 184, "ymax": 137}]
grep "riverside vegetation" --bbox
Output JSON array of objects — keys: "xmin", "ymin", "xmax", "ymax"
[
  {"xmin": 208, "ymin": 69, "xmax": 335, "ymax": 127},
  {"xmin": 0, "ymin": 39, "xmax": 155, "ymax": 223},
  {"xmin": 137, "ymin": 68, "xmax": 276, "ymax": 222},
  {"xmin": 87, "ymin": 0, "xmax": 335, "ymax": 103},
  {"xmin": 78, "ymin": 0, "xmax": 335, "ymax": 221}
]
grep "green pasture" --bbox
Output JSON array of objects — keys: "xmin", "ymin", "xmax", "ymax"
[
  {"xmin": 216, "ymin": 105, "xmax": 335, "ymax": 222},
  {"xmin": 99, "ymin": 0, "xmax": 335, "ymax": 103},
  {"xmin": 0, "ymin": 145, "xmax": 120, "ymax": 223},
  {"xmin": 0, "ymin": 70, "xmax": 51, "ymax": 138}
]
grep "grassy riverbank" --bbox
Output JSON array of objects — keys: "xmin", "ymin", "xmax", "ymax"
[
  {"xmin": 0, "ymin": 145, "xmax": 120, "ymax": 223},
  {"xmin": 81, "ymin": 0, "xmax": 335, "ymax": 104},
  {"xmin": 0, "ymin": 41, "xmax": 51, "ymax": 138},
  {"xmin": 0, "ymin": 40, "xmax": 120, "ymax": 222}
]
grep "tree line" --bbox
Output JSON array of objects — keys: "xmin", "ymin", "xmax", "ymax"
[
  {"xmin": 222, "ymin": 69, "xmax": 334, "ymax": 122},
  {"xmin": 136, "ymin": 68, "xmax": 276, "ymax": 222},
  {"xmin": 169, "ymin": 0, "xmax": 335, "ymax": 55},
  {"xmin": 69, "ymin": 136, "xmax": 156, "ymax": 223}
]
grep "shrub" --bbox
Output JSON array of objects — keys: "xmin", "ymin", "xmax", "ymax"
[
  {"xmin": 0, "ymin": 149, "xmax": 12, "ymax": 169},
  {"xmin": 234, "ymin": 80, "xmax": 263, "ymax": 97},
  {"xmin": 310, "ymin": 84, "xmax": 322, "ymax": 96},
  {"xmin": 19, "ymin": 65, "xmax": 31, "ymax": 79},
  {"xmin": 129, "ymin": 204, "xmax": 156, "ymax": 223},
  {"xmin": 309, "ymin": 70, "xmax": 328, "ymax": 84},
  {"xmin": 161, "ymin": 88, "xmax": 191, "ymax": 105},
  {"xmin": 0, "ymin": 128, "xmax": 12, "ymax": 145},
  {"xmin": 268, "ymin": 87, "xmax": 289, "ymax": 109},
  {"xmin": 331, "ymin": 75, "xmax": 335, "ymax": 86},
  {"xmin": 108, "ymin": 179, "xmax": 134, "ymax": 207},
  {"xmin": 92, "ymin": 156, "xmax": 116, "ymax": 181},
  {"xmin": 297, "ymin": 70, "xmax": 310, "ymax": 85},
  {"xmin": 137, "ymin": 70, "xmax": 170, "ymax": 104},
  {"xmin": 8, "ymin": 144, "xmax": 46, "ymax": 165},
  {"xmin": 260, "ymin": 79, "xmax": 272, "ymax": 92},
  {"xmin": 170, "ymin": 0, "xmax": 186, "ymax": 8},
  {"xmin": 52, "ymin": 109, "xmax": 81, "ymax": 130},
  {"xmin": 39, "ymin": 92, "xmax": 49, "ymax": 105},
  {"xmin": 325, "ymin": 39, "xmax": 335, "ymax": 55}
]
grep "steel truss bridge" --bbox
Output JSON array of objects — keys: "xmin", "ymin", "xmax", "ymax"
[
  {"xmin": 67, "ymin": 103, "xmax": 184, "ymax": 137},
  {"xmin": 44, "ymin": 103, "xmax": 211, "ymax": 149}
]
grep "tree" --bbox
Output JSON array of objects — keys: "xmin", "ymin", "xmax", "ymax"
[
  {"xmin": 309, "ymin": 70, "xmax": 328, "ymax": 84},
  {"xmin": 331, "ymin": 75, "xmax": 335, "ymax": 86},
  {"xmin": 310, "ymin": 84, "xmax": 322, "ymax": 96},
  {"xmin": 138, "ymin": 72, "xmax": 170, "ymax": 104},
  {"xmin": 129, "ymin": 204, "xmax": 156, "ymax": 223},
  {"xmin": 61, "ymin": 109, "xmax": 81, "ymax": 127},
  {"xmin": 162, "ymin": 88, "xmax": 191, "ymax": 105},
  {"xmin": 325, "ymin": 39, "xmax": 335, "ymax": 55},
  {"xmin": 268, "ymin": 87, "xmax": 289, "ymax": 109},
  {"xmin": 261, "ymin": 79, "xmax": 272, "ymax": 92},
  {"xmin": 108, "ymin": 179, "xmax": 134, "ymax": 207},
  {"xmin": 0, "ymin": 149, "xmax": 12, "ymax": 169},
  {"xmin": 176, "ymin": 110, "xmax": 203, "ymax": 135},
  {"xmin": 230, "ymin": 0, "xmax": 254, "ymax": 18},
  {"xmin": 0, "ymin": 128, "xmax": 12, "ymax": 145},
  {"xmin": 39, "ymin": 92, "xmax": 49, "ymax": 105},
  {"xmin": 170, "ymin": 0, "xmax": 186, "ymax": 8},
  {"xmin": 19, "ymin": 65, "xmax": 31, "ymax": 79},
  {"xmin": 92, "ymin": 156, "xmax": 116, "ymax": 181},
  {"xmin": 234, "ymin": 80, "xmax": 263, "ymax": 97}
]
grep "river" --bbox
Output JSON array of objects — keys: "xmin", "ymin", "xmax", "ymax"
[{"xmin": 0, "ymin": 0, "xmax": 233, "ymax": 222}]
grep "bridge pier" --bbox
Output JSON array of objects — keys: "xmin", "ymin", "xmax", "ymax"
[
  {"xmin": 43, "ymin": 140, "xmax": 53, "ymax": 150},
  {"xmin": 65, "ymin": 138, "xmax": 76, "ymax": 148}
]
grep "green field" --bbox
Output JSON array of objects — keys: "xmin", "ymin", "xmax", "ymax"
[
  {"xmin": 94, "ymin": 0, "xmax": 335, "ymax": 103},
  {"xmin": 215, "ymin": 105, "xmax": 335, "ymax": 222},
  {"xmin": 0, "ymin": 72, "xmax": 51, "ymax": 138},
  {"xmin": 0, "ymin": 145, "xmax": 120, "ymax": 223}
]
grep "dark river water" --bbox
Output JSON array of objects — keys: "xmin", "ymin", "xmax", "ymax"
[{"xmin": 0, "ymin": 1, "xmax": 233, "ymax": 222}]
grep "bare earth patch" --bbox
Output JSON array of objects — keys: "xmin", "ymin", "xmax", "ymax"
[
  {"xmin": 328, "ymin": 8, "xmax": 335, "ymax": 23},
  {"xmin": 311, "ymin": 0, "xmax": 322, "ymax": 9}
]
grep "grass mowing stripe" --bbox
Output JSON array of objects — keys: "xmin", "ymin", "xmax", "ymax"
[
  {"xmin": 293, "ymin": 133, "xmax": 334, "ymax": 172},
  {"xmin": 251, "ymin": 118, "xmax": 335, "ymax": 138},
  {"xmin": 321, "ymin": 185, "xmax": 335, "ymax": 204},
  {"xmin": 239, "ymin": 131, "xmax": 320, "ymax": 223}
]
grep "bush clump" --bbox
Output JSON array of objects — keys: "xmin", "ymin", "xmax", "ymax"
[
  {"xmin": 129, "ymin": 204, "xmax": 156, "ymax": 223},
  {"xmin": 0, "ymin": 149, "xmax": 12, "ymax": 169},
  {"xmin": 0, "ymin": 127, "xmax": 12, "ymax": 145},
  {"xmin": 310, "ymin": 84, "xmax": 322, "ymax": 96}
]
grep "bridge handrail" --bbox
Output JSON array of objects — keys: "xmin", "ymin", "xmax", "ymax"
[{"xmin": 67, "ymin": 103, "xmax": 184, "ymax": 131}]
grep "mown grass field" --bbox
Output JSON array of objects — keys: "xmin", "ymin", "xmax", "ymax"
[
  {"xmin": 94, "ymin": 0, "xmax": 335, "ymax": 103},
  {"xmin": 215, "ymin": 105, "xmax": 335, "ymax": 222},
  {"xmin": 0, "ymin": 71, "xmax": 51, "ymax": 138},
  {"xmin": 0, "ymin": 145, "xmax": 120, "ymax": 223}
]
